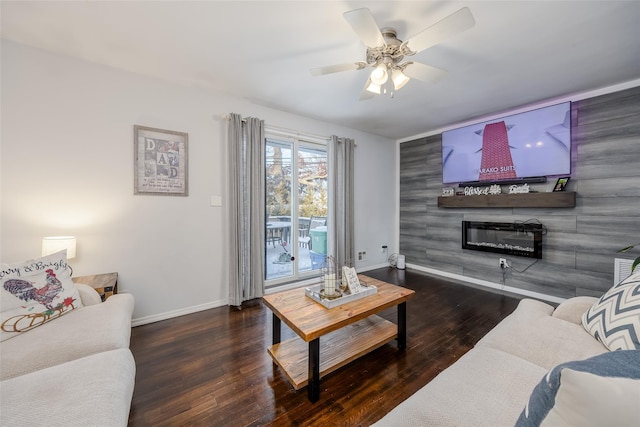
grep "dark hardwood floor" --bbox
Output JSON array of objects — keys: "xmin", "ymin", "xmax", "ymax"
[{"xmin": 128, "ymin": 268, "xmax": 521, "ymax": 426}]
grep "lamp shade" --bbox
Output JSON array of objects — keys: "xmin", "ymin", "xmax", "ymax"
[
  {"xmin": 370, "ymin": 64, "xmax": 388, "ymax": 85},
  {"xmin": 42, "ymin": 236, "xmax": 77, "ymax": 259},
  {"xmin": 366, "ymin": 80, "xmax": 382, "ymax": 94},
  {"xmin": 391, "ymin": 69, "xmax": 410, "ymax": 90}
]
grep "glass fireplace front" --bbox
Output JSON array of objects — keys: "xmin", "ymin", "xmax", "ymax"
[{"xmin": 462, "ymin": 221, "xmax": 543, "ymax": 259}]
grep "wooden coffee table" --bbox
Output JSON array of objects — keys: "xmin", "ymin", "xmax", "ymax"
[{"xmin": 262, "ymin": 275, "xmax": 415, "ymax": 402}]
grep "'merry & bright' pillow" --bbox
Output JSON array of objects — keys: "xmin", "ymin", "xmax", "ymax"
[{"xmin": 0, "ymin": 250, "xmax": 82, "ymax": 342}]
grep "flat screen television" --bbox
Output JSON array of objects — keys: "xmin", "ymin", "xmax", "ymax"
[{"xmin": 442, "ymin": 102, "xmax": 571, "ymax": 185}]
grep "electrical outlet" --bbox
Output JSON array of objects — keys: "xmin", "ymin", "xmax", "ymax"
[
  {"xmin": 381, "ymin": 245, "xmax": 388, "ymax": 254},
  {"xmin": 499, "ymin": 258, "xmax": 509, "ymax": 269}
]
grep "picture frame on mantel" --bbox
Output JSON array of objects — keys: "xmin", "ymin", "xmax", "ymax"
[
  {"xmin": 552, "ymin": 176, "xmax": 570, "ymax": 192},
  {"xmin": 134, "ymin": 125, "xmax": 189, "ymax": 196}
]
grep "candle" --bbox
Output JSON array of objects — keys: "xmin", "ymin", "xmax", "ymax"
[{"xmin": 324, "ymin": 273, "xmax": 336, "ymax": 295}]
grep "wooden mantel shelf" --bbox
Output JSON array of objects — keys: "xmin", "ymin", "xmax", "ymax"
[{"xmin": 437, "ymin": 192, "xmax": 576, "ymax": 208}]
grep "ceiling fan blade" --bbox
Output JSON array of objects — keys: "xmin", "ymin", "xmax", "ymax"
[
  {"xmin": 403, "ymin": 7, "xmax": 475, "ymax": 54},
  {"xmin": 310, "ymin": 62, "xmax": 367, "ymax": 76},
  {"xmin": 343, "ymin": 8, "xmax": 386, "ymax": 48},
  {"xmin": 403, "ymin": 62, "xmax": 447, "ymax": 83}
]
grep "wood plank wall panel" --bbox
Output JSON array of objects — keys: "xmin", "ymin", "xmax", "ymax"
[
  {"xmin": 399, "ymin": 86, "xmax": 640, "ymax": 298},
  {"xmin": 399, "ymin": 138, "xmax": 429, "ymax": 264}
]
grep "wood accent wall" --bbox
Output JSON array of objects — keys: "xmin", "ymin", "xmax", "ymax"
[{"xmin": 400, "ymin": 86, "xmax": 640, "ymax": 298}]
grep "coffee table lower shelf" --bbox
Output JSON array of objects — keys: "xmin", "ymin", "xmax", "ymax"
[{"xmin": 267, "ymin": 315, "xmax": 397, "ymax": 390}]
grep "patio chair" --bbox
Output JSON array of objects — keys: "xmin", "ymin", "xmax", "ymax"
[
  {"xmin": 298, "ymin": 217, "xmax": 311, "ymax": 248},
  {"xmin": 266, "ymin": 216, "xmax": 284, "ymax": 248}
]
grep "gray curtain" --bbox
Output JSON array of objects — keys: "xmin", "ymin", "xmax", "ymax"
[
  {"xmin": 329, "ymin": 135, "xmax": 355, "ymax": 268},
  {"xmin": 227, "ymin": 113, "xmax": 265, "ymax": 307}
]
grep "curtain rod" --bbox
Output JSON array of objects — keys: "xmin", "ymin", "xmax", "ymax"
[
  {"xmin": 222, "ymin": 113, "xmax": 246, "ymax": 123},
  {"xmin": 265, "ymin": 125, "xmax": 330, "ymax": 144},
  {"xmin": 222, "ymin": 114, "xmax": 331, "ymax": 143}
]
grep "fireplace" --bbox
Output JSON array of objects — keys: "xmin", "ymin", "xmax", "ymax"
[{"xmin": 462, "ymin": 221, "xmax": 543, "ymax": 259}]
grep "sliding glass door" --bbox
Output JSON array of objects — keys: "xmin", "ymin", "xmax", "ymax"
[
  {"xmin": 265, "ymin": 135, "xmax": 329, "ymax": 286},
  {"xmin": 265, "ymin": 139, "xmax": 293, "ymax": 281}
]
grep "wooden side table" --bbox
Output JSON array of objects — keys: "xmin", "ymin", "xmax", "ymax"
[{"xmin": 72, "ymin": 272, "xmax": 118, "ymax": 302}]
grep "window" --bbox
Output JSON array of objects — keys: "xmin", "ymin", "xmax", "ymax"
[{"xmin": 265, "ymin": 132, "xmax": 329, "ymax": 286}]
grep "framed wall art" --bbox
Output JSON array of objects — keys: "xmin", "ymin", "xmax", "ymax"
[{"xmin": 134, "ymin": 125, "xmax": 188, "ymax": 196}]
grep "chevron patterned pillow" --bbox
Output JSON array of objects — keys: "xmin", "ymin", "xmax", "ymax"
[{"xmin": 582, "ymin": 270, "xmax": 640, "ymax": 351}]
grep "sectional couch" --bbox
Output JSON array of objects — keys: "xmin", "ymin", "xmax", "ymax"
[
  {"xmin": 0, "ymin": 282, "xmax": 135, "ymax": 426},
  {"xmin": 374, "ymin": 269, "xmax": 640, "ymax": 426}
]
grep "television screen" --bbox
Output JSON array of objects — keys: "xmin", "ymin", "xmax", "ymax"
[{"xmin": 442, "ymin": 102, "xmax": 571, "ymax": 184}]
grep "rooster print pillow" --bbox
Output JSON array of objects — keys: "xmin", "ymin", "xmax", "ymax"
[{"xmin": 0, "ymin": 250, "xmax": 83, "ymax": 341}]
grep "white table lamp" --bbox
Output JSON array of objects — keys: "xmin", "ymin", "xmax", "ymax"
[
  {"xmin": 42, "ymin": 236, "xmax": 77, "ymax": 259},
  {"xmin": 42, "ymin": 236, "xmax": 77, "ymax": 275}
]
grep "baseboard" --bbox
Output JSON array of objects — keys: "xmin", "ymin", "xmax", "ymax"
[
  {"xmin": 407, "ymin": 263, "xmax": 566, "ymax": 304},
  {"xmin": 358, "ymin": 262, "xmax": 390, "ymax": 272},
  {"xmin": 131, "ymin": 263, "xmax": 563, "ymax": 327},
  {"xmin": 132, "ymin": 298, "xmax": 228, "ymax": 327}
]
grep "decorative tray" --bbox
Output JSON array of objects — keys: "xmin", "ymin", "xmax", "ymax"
[{"xmin": 305, "ymin": 282, "xmax": 377, "ymax": 309}]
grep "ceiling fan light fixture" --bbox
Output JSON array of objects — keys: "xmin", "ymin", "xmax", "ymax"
[
  {"xmin": 391, "ymin": 68, "xmax": 410, "ymax": 90},
  {"xmin": 311, "ymin": 7, "xmax": 474, "ymax": 101},
  {"xmin": 370, "ymin": 64, "xmax": 388, "ymax": 85},
  {"xmin": 366, "ymin": 80, "xmax": 382, "ymax": 94}
]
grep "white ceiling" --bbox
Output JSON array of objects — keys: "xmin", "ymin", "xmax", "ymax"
[{"xmin": 2, "ymin": 1, "xmax": 640, "ymax": 140}]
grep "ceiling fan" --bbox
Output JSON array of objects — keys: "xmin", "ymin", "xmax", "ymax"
[{"xmin": 310, "ymin": 7, "xmax": 475, "ymax": 99}]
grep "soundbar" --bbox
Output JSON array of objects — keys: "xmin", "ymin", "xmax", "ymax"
[{"xmin": 457, "ymin": 176, "xmax": 547, "ymax": 187}]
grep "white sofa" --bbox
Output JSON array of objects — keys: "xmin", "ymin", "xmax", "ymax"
[
  {"xmin": 0, "ymin": 283, "xmax": 135, "ymax": 426},
  {"xmin": 373, "ymin": 296, "xmax": 613, "ymax": 426}
]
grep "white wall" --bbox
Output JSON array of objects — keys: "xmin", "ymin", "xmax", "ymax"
[{"xmin": 1, "ymin": 40, "xmax": 397, "ymax": 323}]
